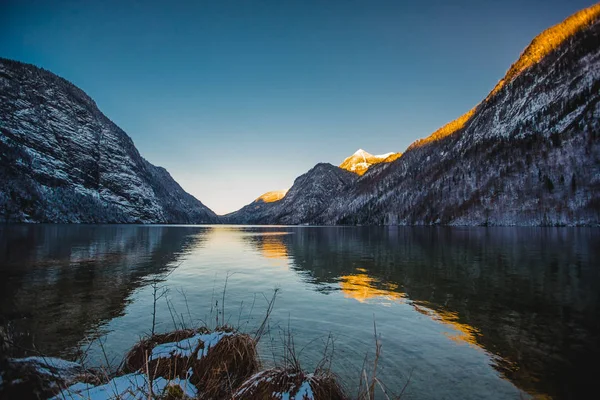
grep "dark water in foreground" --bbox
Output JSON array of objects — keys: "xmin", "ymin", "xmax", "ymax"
[{"xmin": 0, "ymin": 225, "xmax": 598, "ymax": 399}]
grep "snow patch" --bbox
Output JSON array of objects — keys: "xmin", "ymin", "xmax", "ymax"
[
  {"xmin": 51, "ymin": 373, "xmax": 197, "ymax": 400},
  {"xmin": 272, "ymin": 380, "xmax": 315, "ymax": 400},
  {"xmin": 8, "ymin": 356, "xmax": 84, "ymax": 381},
  {"xmin": 149, "ymin": 331, "xmax": 233, "ymax": 361}
]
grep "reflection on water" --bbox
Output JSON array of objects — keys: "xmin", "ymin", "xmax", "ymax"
[
  {"xmin": 338, "ymin": 271, "xmax": 481, "ymax": 346},
  {"xmin": 339, "ymin": 272, "xmax": 406, "ymax": 303},
  {"xmin": 0, "ymin": 225, "xmax": 598, "ymax": 400},
  {"xmin": 255, "ymin": 234, "xmax": 289, "ymax": 260},
  {"xmin": 0, "ymin": 225, "xmax": 211, "ymax": 357},
  {"xmin": 412, "ymin": 302, "xmax": 482, "ymax": 347}
]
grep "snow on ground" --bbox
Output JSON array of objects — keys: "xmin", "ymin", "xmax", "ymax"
[
  {"xmin": 10, "ymin": 357, "xmax": 81, "ymax": 371},
  {"xmin": 149, "ymin": 330, "xmax": 233, "ymax": 361},
  {"xmin": 27, "ymin": 331, "xmax": 232, "ymax": 399},
  {"xmin": 51, "ymin": 373, "xmax": 197, "ymax": 400},
  {"xmin": 235, "ymin": 370, "xmax": 317, "ymax": 400},
  {"xmin": 276, "ymin": 379, "xmax": 316, "ymax": 400},
  {"xmin": 9, "ymin": 356, "xmax": 84, "ymax": 380}
]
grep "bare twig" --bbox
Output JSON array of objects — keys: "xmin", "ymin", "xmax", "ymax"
[
  {"xmin": 165, "ymin": 296, "xmax": 179, "ymax": 330},
  {"xmin": 150, "ymin": 279, "xmax": 168, "ymax": 336},
  {"xmin": 145, "ymin": 349, "xmax": 153, "ymax": 400},
  {"xmin": 314, "ymin": 333, "xmax": 336, "ymax": 375},
  {"xmin": 254, "ymin": 288, "xmax": 279, "ymax": 342},
  {"xmin": 369, "ymin": 319, "xmax": 381, "ymax": 399},
  {"xmin": 236, "ymin": 300, "xmax": 245, "ymax": 329},
  {"xmin": 177, "ymin": 287, "xmax": 194, "ymax": 328}
]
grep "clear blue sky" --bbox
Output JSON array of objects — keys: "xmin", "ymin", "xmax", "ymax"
[{"xmin": 1, "ymin": 0, "xmax": 596, "ymax": 214}]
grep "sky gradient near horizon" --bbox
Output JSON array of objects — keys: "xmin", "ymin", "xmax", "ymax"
[{"xmin": 1, "ymin": 0, "xmax": 597, "ymax": 214}]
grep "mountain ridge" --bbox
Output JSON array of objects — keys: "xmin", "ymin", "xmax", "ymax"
[
  {"xmin": 0, "ymin": 57, "xmax": 218, "ymax": 223},
  {"xmin": 222, "ymin": 163, "xmax": 357, "ymax": 224},
  {"xmin": 2, "ymin": 4, "xmax": 599, "ymax": 226},
  {"xmin": 323, "ymin": 5, "xmax": 600, "ymax": 226},
  {"xmin": 407, "ymin": 3, "xmax": 600, "ymax": 152},
  {"xmin": 226, "ymin": 3, "xmax": 600, "ymax": 226}
]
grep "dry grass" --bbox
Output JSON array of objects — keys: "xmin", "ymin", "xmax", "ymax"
[
  {"xmin": 357, "ymin": 321, "xmax": 411, "ymax": 400},
  {"xmin": 3, "ymin": 285, "xmax": 407, "ymax": 400},
  {"xmin": 120, "ymin": 326, "xmax": 259, "ymax": 399},
  {"xmin": 232, "ymin": 367, "xmax": 347, "ymax": 400},
  {"xmin": 121, "ymin": 328, "xmax": 207, "ymax": 373},
  {"xmin": 190, "ymin": 333, "xmax": 259, "ymax": 399},
  {"xmin": 233, "ymin": 324, "xmax": 347, "ymax": 399}
]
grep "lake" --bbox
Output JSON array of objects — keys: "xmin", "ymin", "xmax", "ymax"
[{"xmin": 0, "ymin": 225, "xmax": 598, "ymax": 399}]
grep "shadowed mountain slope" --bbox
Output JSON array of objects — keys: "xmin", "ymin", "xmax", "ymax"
[{"xmin": 0, "ymin": 58, "xmax": 218, "ymax": 223}]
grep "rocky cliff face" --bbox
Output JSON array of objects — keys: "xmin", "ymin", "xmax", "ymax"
[
  {"xmin": 0, "ymin": 58, "xmax": 217, "ymax": 223},
  {"xmin": 228, "ymin": 4, "xmax": 600, "ymax": 226}
]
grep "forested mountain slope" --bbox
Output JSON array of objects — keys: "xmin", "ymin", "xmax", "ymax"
[{"xmin": 320, "ymin": 5, "xmax": 600, "ymax": 226}]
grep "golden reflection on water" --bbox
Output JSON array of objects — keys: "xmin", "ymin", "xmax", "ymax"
[
  {"xmin": 413, "ymin": 302, "xmax": 481, "ymax": 347},
  {"xmin": 259, "ymin": 237, "xmax": 288, "ymax": 260},
  {"xmin": 339, "ymin": 272, "xmax": 406, "ymax": 303},
  {"xmin": 340, "ymin": 270, "xmax": 482, "ymax": 348},
  {"xmin": 335, "ymin": 268, "xmax": 556, "ymax": 399}
]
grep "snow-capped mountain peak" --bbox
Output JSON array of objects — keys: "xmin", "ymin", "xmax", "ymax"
[{"xmin": 340, "ymin": 149, "xmax": 402, "ymax": 176}]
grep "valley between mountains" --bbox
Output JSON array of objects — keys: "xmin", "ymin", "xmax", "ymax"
[{"xmin": 1, "ymin": 4, "xmax": 599, "ymax": 226}]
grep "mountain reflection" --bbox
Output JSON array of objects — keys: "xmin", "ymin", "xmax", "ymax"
[
  {"xmin": 0, "ymin": 225, "xmax": 210, "ymax": 358},
  {"xmin": 238, "ymin": 229, "xmax": 289, "ymax": 252},
  {"xmin": 412, "ymin": 302, "xmax": 482, "ymax": 347},
  {"xmin": 274, "ymin": 226, "xmax": 600, "ymax": 399},
  {"xmin": 255, "ymin": 234, "xmax": 289, "ymax": 260},
  {"xmin": 338, "ymin": 272, "xmax": 482, "ymax": 348},
  {"xmin": 339, "ymin": 272, "xmax": 405, "ymax": 303}
]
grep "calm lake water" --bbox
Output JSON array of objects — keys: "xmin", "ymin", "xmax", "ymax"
[{"xmin": 0, "ymin": 225, "xmax": 598, "ymax": 399}]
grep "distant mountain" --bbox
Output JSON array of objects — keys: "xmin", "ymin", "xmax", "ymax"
[
  {"xmin": 223, "ymin": 149, "xmax": 399, "ymax": 224},
  {"xmin": 223, "ymin": 150, "xmax": 400, "ymax": 224},
  {"xmin": 0, "ymin": 58, "xmax": 218, "ymax": 223},
  {"xmin": 339, "ymin": 149, "xmax": 402, "ymax": 176},
  {"xmin": 223, "ymin": 164, "xmax": 356, "ymax": 224},
  {"xmin": 228, "ymin": 3, "xmax": 600, "ymax": 226},
  {"xmin": 221, "ymin": 189, "xmax": 288, "ymax": 224}
]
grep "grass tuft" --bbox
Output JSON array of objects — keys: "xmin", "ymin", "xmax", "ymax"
[
  {"xmin": 233, "ymin": 367, "xmax": 348, "ymax": 400},
  {"xmin": 121, "ymin": 326, "xmax": 258, "ymax": 399}
]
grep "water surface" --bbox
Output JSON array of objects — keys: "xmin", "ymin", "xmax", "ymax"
[{"xmin": 0, "ymin": 225, "xmax": 598, "ymax": 399}]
